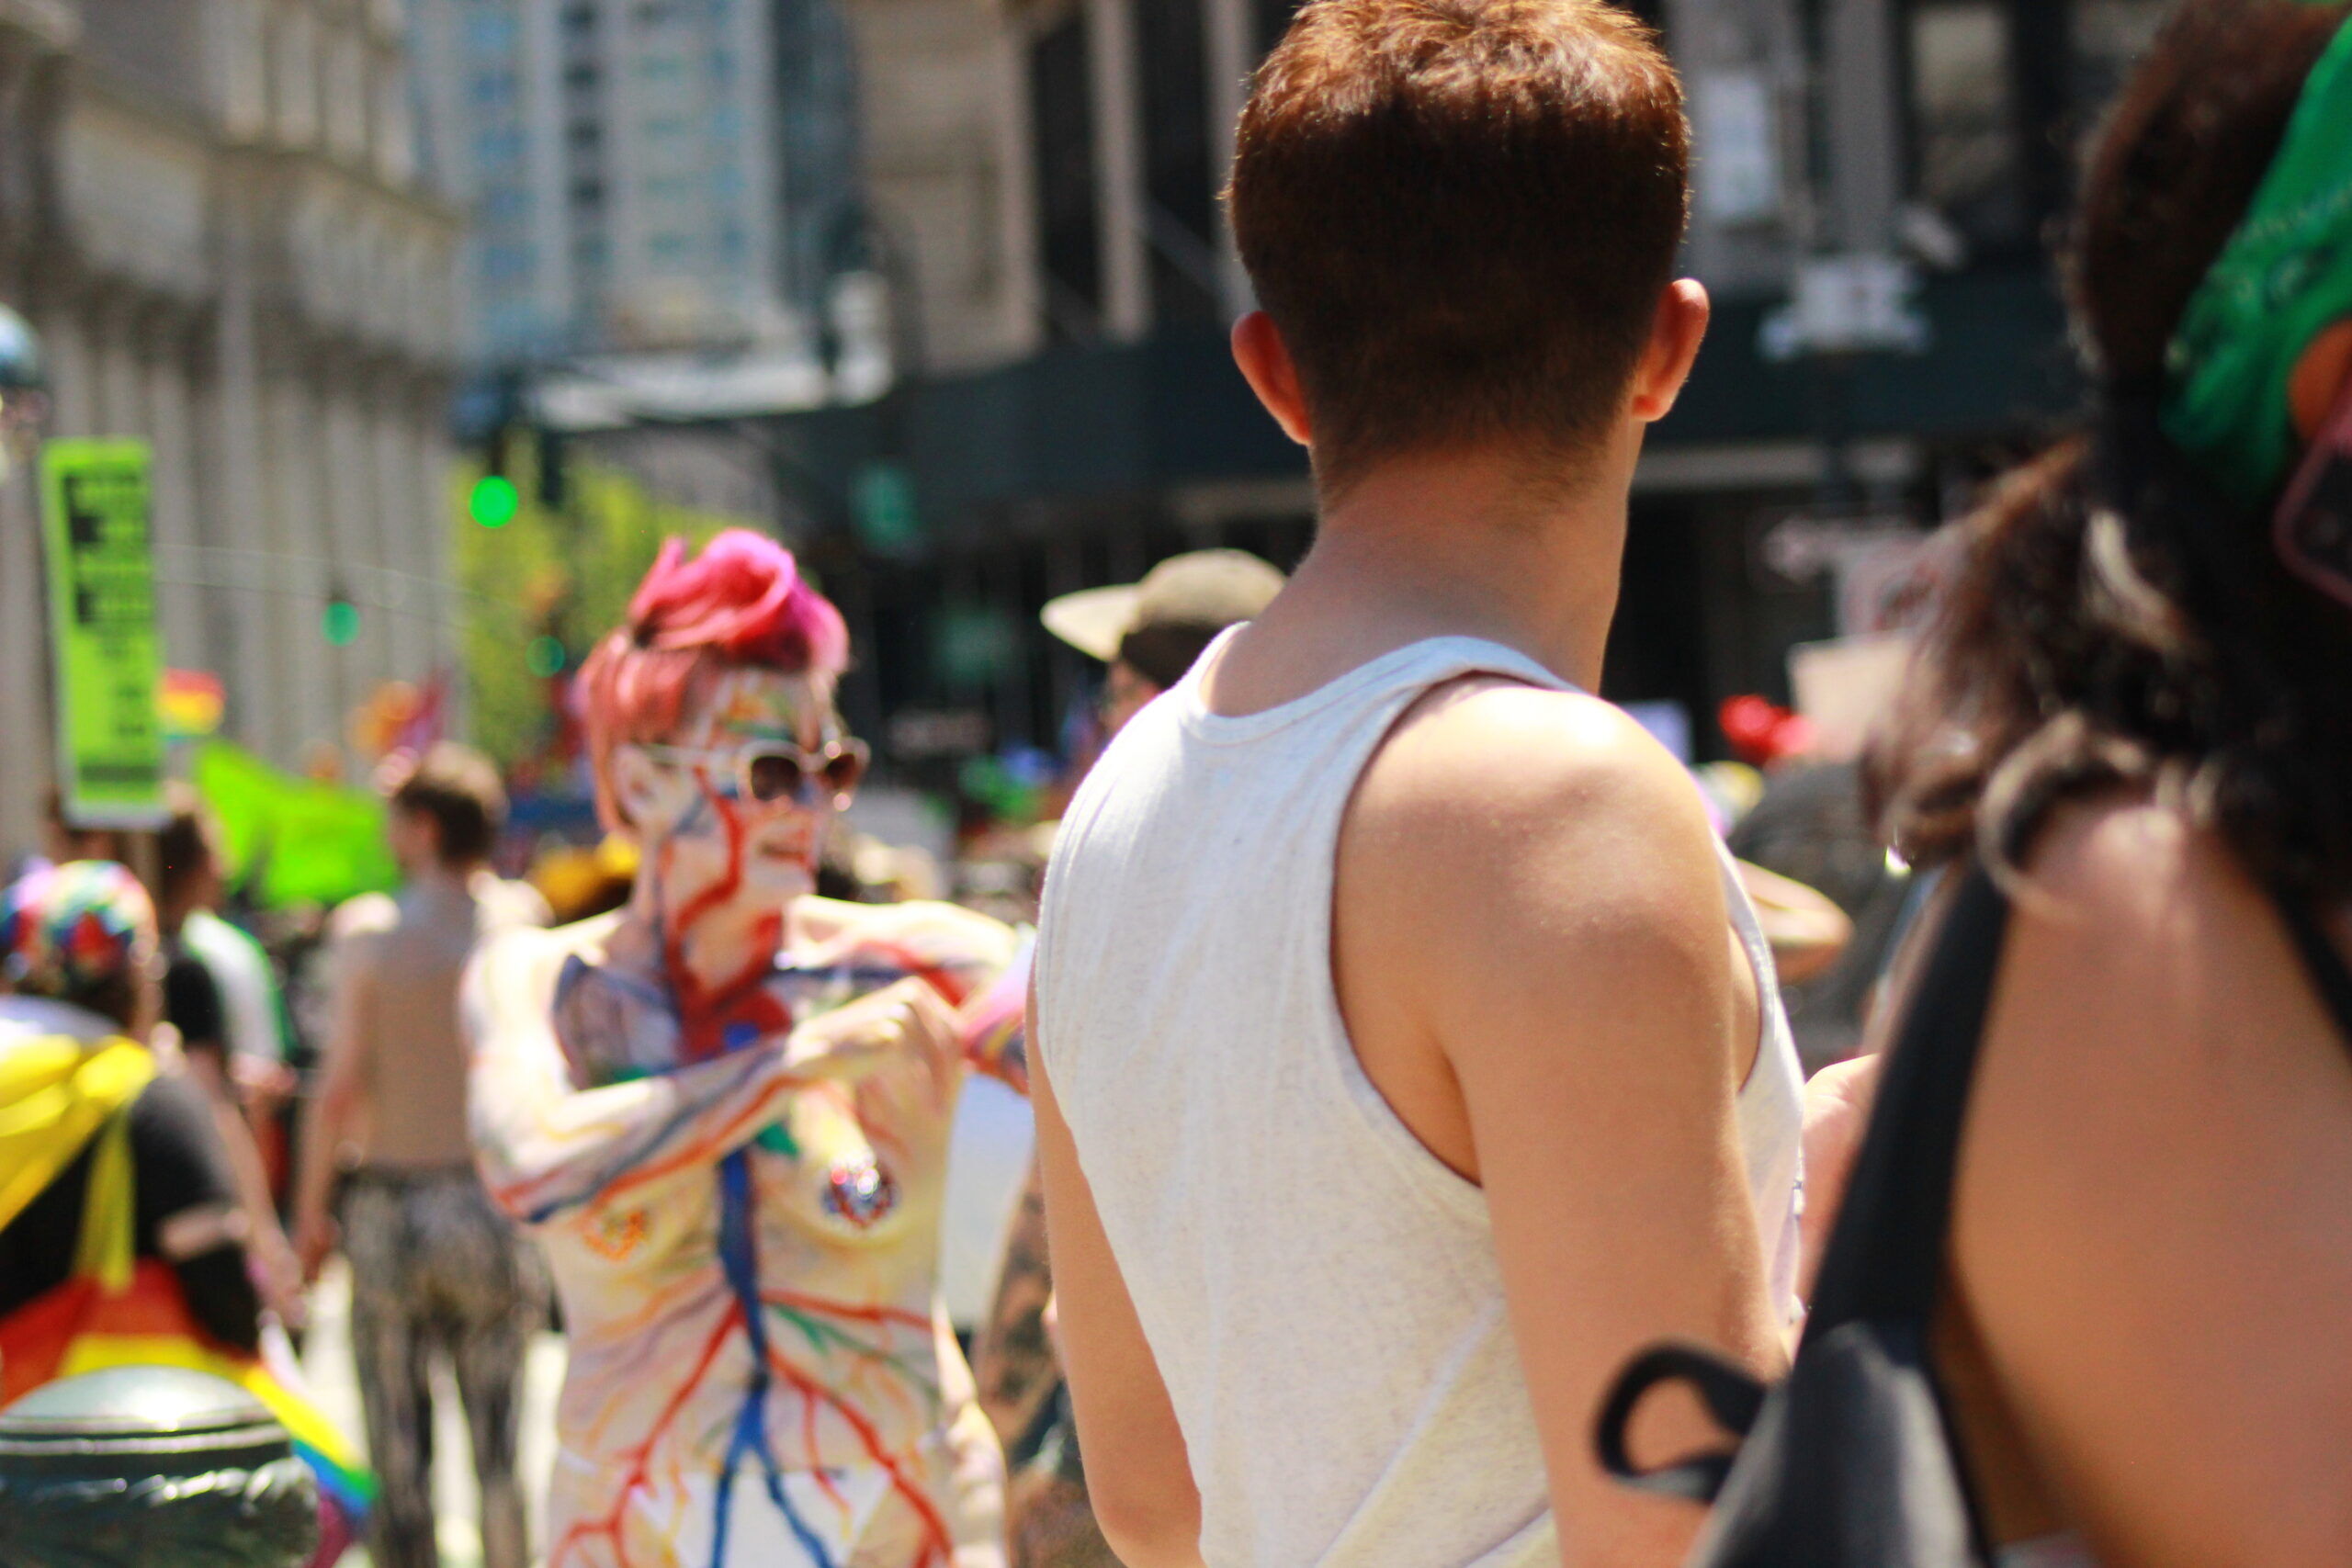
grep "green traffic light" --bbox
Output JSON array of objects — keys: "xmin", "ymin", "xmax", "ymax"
[
  {"xmin": 526, "ymin": 635, "xmax": 567, "ymax": 678},
  {"xmin": 470, "ymin": 473, "xmax": 520, "ymax": 528},
  {"xmin": 322, "ymin": 598, "xmax": 361, "ymax": 647}
]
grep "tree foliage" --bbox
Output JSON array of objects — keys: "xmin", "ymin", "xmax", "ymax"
[{"xmin": 453, "ymin": 449, "xmax": 746, "ymax": 773}]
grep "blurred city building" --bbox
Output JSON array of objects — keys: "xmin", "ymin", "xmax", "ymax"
[
  {"xmin": 763, "ymin": 0, "xmax": 2174, "ymax": 773},
  {"xmin": 0, "ymin": 0, "xmax": 461, "ymax": 860},
  {"xmin": 405, "ymin": 0, "xmax": 885, "ymax": 367},
  {"xmin": 409, "ymin": 0, "xmax": 899, "ymax": 527}
]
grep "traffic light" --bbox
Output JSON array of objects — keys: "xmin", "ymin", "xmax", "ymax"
[
  {"xmin": 458, "ymin": 369, "xmax": 531, "ymax": 528},
  {"xmin": 322, "ymin": 593, "xmax": 360, "ymax": 647},
  {"xmin": 469, "ymin": 470, "xmax": 520, "ymax": 528}
]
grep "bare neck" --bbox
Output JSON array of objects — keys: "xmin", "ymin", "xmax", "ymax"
[{"xmin": 1204, "ymin": 448, "xmax": 1632, "ymax": 716}]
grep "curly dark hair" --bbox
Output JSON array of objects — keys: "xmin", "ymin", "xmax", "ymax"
[{"xmin": 1870, "ymin": 0, "xmax": 2352, "ymax": 900}]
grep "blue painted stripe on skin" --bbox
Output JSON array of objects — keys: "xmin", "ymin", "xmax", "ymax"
[{"xmin": 715, "ymin": 1147, "xmax": 840, "ymax": 1567}]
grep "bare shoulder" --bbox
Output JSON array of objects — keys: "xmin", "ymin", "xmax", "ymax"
[
  {"xmin": 1348, "ymin": 677, "xmax": 1722, "ymax": 918},
  {"xmin": 474, "ymin": 912, "xmax": 617, "ymax": 998},
  {"xmin": 477, "ymin": 874, "xmax": 556, "ymax": 931},
  {"xmin": 329, "ymin": 891, "xmax": 398, "ymax": 950},
  {"xmin": 1953, "ymin": 806, "xmax": 2352, "ymax": 1564},
  {"xmin": 2000, "ymin": 794, "xmax": 2291, "ymax": 1045}
]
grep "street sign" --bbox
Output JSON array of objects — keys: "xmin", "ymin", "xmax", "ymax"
[
  {"xmin": 40, "ymin": 439, "xmax": 166, "ymax": 829},
  {"xmin": 1760, "ymin": 254, "xmax": 1932, "ymax": 362}
]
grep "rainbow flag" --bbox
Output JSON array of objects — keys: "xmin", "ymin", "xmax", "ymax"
[{"xmin": 158, "ymin": 669, "xmax": 225, "ymax": 740}]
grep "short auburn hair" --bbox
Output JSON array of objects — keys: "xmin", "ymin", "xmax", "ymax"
[
  {"xmin": 577, "ymin": 529, "xmax": 850, "ymax": 829},
  {"xmin": 1228, "ymin": 0, "xmax": 1690, "ymax": 492},
  {"xmin": 390, "ymin": 742, "xmax": 508, "ymax": 867}
]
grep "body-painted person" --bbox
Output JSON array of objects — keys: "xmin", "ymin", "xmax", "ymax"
[{"xmin": 464, "ymin": 531, "xmax": 1022, "ymax": 1568}]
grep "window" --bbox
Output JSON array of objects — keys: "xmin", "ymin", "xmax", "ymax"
[
  {"xmin": 481, "ymin": 184, "xmax": 530, "ymax": 221},
  {"xmin": 570, "ymin": 178, "xmax": 606, "ymax": 209},
  {"xmin": 1030, "ymin": 9, "xmax": 1101, "ymax": 341},
  {"xmin": 650, "ymin": 232, "xmax": 694, "ymax": 263},
  {"xmin": 1905, "ymin": 0, "xmax": 2028, "ymax": 254},
  {"xmin": 481, "ymin": 243, "xmax": 536, "ymax": 284},
  {"xmin": 1139, "ymin": 0, "xmax": 1220, "ymax": 324},
  {"xmin": 466, "ymin": 14, "xmax": 519, "ymax": 54},
  {"xmin": 2070, "ymin": 0, "xmax": 2169, "ymax": 118},
  {"xmin": 473, "ymin": 126, "xmax": 526, "ymax": 165},
  {"xmin": 469, "ymin": 69, "xmax": 520, "ymax": 108},
  {"xmin": 484, "ymin": 301, "xmax": 544, "ymax": 352}
]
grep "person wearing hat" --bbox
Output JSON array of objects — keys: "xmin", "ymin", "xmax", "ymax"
[
  {"xmin": 972, "ymin": 548, "xmax": 1284, "ymax": 1568},
  {"xmin": 1042, "ymin": 549, "xmax": 1288, "ymax": 737}
]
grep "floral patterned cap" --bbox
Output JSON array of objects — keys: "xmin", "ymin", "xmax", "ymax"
[{"xmin": 0, "ymin": 860, "xmax": 158, "ymax": 1003}]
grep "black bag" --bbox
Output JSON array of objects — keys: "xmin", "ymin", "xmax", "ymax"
[{"xmin": 1593, "ymin": 866, "xmax": 2352, "ymax": 1567}]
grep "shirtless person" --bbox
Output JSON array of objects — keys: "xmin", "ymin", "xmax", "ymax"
[
  {"xmin": 464, "ymin": 530, "xmax": 1023, "ymax": 1568},
  {"xmin": 293, "ymin": 743, "xmax": 553, "ymax": 1568},
  {"xmin": 1033, "ymin": 6, "xmax": 1804, "ymax": 1566}
]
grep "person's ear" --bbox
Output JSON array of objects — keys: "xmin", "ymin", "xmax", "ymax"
[
  {"xmin": 1628, "ymin": 279, "xmax": 1712, "ymax": 424},
  {"xmin": 2289, "ymin": 319, "xmax": 2352, "ymax": 440},
  {"xmin": 1232, "ymin": 310, "xmax": 1313, "ymax": 446}
]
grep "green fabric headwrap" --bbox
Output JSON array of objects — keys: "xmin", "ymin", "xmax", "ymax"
[{"xmin": 2163, "ymin": 11, "xmax": 2352, "ymax": 503}]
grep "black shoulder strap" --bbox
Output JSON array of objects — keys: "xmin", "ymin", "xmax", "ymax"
[
  {"xmin": 1806, "ymin": 866, "xmax": 2011, "ymax": 1331},
  {"xmin": 2273, "ymin": 894, "xmax": 2352, "ymax": 1050},
  {"xmin": 1594, "ymin": 867, "xmax": 2011, "ymax": 1502}
]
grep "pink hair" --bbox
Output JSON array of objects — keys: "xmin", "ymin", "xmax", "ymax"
[{"xmin": 579, "ymin": 530, "xmax": 850, "ymax": 828}]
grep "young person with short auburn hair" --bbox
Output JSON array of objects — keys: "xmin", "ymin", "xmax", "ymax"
[
  {"xmin": 293, "ymin": 740, "xmax": 555, "ymax": 1568},
  {"xmin": 1031, "ymin": 5, "xmax": 1803, "ymax": 1567}
]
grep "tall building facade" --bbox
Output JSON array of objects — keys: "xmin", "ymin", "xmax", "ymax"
[
  {"xmin": 408, "ymin": 0, "xmax": 865, "ymax": 364},
  {"xmin": 0, "ymin": 0, "xmax": 463, "ymax": 862}
]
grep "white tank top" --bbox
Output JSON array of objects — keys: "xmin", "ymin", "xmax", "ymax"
[{"xmin": 1035, "ymin": 634, "xmax": 1806, "ymax": 1568}]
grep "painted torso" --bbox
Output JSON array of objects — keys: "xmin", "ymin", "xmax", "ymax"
[{"xmin": 472, "ymin": 897, "xmax": 1019, "ymax": 1568}]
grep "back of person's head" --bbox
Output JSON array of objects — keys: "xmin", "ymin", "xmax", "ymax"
[
  {"xmin": 0, "ymin": 860, "xmax": 159, "ymax": 1032},
  {"xmin": 1871, "ymin": 0, "xmax": 2352, "ymax": 897},
  {"xmin": 1228, "ymin": 0, "xmax": 1688, "ymax": 494},
  {"xmin": 389, "ymin": 743, "xmax": 508, "ymax": 870},
  {"xmin": 156, "ymin": 783, "xmax": 221, "ymax": 917}
]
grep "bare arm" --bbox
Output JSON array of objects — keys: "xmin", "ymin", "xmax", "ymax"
[
  {"xmin": 292, "ymin": 927, "xmax": 378, "ymax": 1283},
  {"xmin": 1951, "ymin": 804, "xmax": 2352, "ymax": 1567},
  {"xmin": 463, "ymin": 927, "xmax": 956, "ymax": 1226},
  {"xmin": 1030, "ymin": 977, "xmax": 1204, "ymax": 1567},
  {"xmin": 971, "ymin": 1155, "xmax": 1058, "ymax": 1449},
  {"xmin": 1340, "ymin": 683, "xmax": 1787, "ymax": 1568}
]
